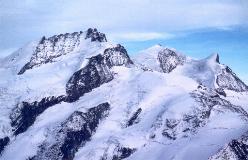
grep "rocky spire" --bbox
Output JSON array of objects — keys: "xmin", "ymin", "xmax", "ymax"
[
  {"xmin": 207, "ymin": 53, "xmax": 220, "ymax": 63},
  {"xmin": 85, "ymin": 28, "xmax": 107, "ymax": 42}
]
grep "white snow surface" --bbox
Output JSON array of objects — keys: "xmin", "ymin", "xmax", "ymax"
[{"xmin": 0, "ymin": 33, "xmax": 248, "ymax": 160}]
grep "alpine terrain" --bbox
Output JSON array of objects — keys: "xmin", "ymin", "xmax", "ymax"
[{"xmin": 0, "ymin": 28, "xmax": 247, "ymax": 160}]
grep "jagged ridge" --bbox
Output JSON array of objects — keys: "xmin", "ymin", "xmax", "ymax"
[{"xmin": 18, "ymin": 28, "xmax": 107, "ymax": 75}]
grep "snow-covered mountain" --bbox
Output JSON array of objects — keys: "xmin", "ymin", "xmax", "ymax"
[{"xmin": 0, "ymin": 28, "xmax": 248, "ymax": 160}]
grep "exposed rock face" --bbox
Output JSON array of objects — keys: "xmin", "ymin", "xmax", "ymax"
[
  {"xmin": 157, "ymin": 48, "xmax": 185, "ymax": 73},
  {"xmin": 126, "ymin": 108, "xmax": 142, "ymax": 127},
  {"xmin": 207, "ymin": 53, "xmax": 220, "ymax": 64},
  {"xmin": 66, "ymin": 54, "xmax": 113, "ymax": 102},
  {"xmin": 100, "ymin": 142, "xmax": 136, "ymax": 160},
  {"xmin": 217, "ymin": 66, "xmax": 248, "ymax": 92},
  {"xmin": 0, "ymin": 137, "xmax": 9, "ymax": 155},
  {"xmin": 85, "ymin": 28, "xmax": 107, "ymax": 42},
  {"xmin": 215, "ymin": 54, "xmax": 220, "ymax": 63},
  {"xmin": 10, "ymin": 95, "xmax": 66, "ymax": 135},
  {"xmin": 18, "ymin": 28, "xmax": 107, "ymax": 75},
  {"xmin": 31, "ymin": 102, "xmax": 110, "ymax": 160},
  {"xmin": 158, "ymin": 91, "xmax": 218, "ymax": 140},
  {"xmin": 209, "ymin": 133, "xmax": 248, "ymax": 160},
  {"xmin": 111, "ymin": 147, "xmax": 136, "ymax": 160},
  {"xmin": 103, "ymin": 44, "xmax": 133, "ymax": 67},
  {"xmin": 66, "ymin": 45, "xmax": 133, "ymax": 102},
  {"xmin": 215, "ymin": 88, "xmax": 227, "ymax": 97},
  {"xmin": 18, "ymin": 32, "xmax": 83, "ymax": 74},
  {"xmin": 151, "ymin": 85, "xmax": 248, "ymax": 141},
  {"xmin": 190, "ymin": 88, "xmax": 247, "ymax": 128}
]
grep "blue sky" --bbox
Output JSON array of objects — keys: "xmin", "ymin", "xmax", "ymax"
[{"xmin": 0, "ymin": 0, "xmax": 247, "ymax": 83}]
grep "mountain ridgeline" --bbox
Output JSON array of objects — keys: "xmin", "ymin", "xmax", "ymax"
[{"xmin": 0, "ymin": 28, "xmax": 247, "ymax": 160}]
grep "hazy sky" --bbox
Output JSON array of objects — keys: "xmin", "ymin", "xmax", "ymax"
[{"xmin": 0, "ymin": 0, "xmax": 247, "ymax": 82}]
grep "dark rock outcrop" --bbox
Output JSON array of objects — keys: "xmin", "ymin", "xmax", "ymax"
[
  {"xmin": 217, "ymin": 66, "xmax": 248, "ymax": 92},
  {"xmin": 215, "ymin": 54, "xmax": 220, "ymax": 63},
  {"xmin": 209, "ymin": 133, "xmax": 248, "ymax": 160},
  {"xmin": 0, "ymin": 137, "xmax": 9, "ymax": 155},
  {"xmin": 101, "ymin": 144, "xmax": 136, "ymax": 160},
  {"xmin": 207, "ymin": 53, "xmax": 220, "ymax": 64},
  {"xmin": 157, "ymin": 48, "xmax": 185, "ymax": 73},
  {"xmin": 85, "ymin": 28, "xmax": 107, "ymax": 42},
  {"xmin": 215, "ymin": 88, "xmax": 227, "ymax": 97},
  {"xmin": 112, "ymin": 147, "xmax": 136, "ymax": 160},
  {"xmin": 66, "ymin": 45, "xmax": 133, "ymax": 102},
  {"xmin": 66, "ymin": 54, "xmax": 113, "ymax": 102},
  {"xmin": 229, "ymin": 139, "xmax": 248, "ymax": 160},
  {"xmin": 103, "ymin": 44, "xmax": 133, "ymax": 67},
  {"xmin": 126, "ymin": 108, "xmax": 142, "ymax": 127},
  {"xmin": 10, "ymin": 95, "xmax": 66, "ymax": 135},
  {"xmin": 32, "ymin": 102, "xmax": 110, "ymax": 160}
]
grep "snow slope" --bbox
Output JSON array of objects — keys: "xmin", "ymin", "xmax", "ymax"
[{"xmin": 0, "ymin": 28, "xmax": 248, "ymax": 160}]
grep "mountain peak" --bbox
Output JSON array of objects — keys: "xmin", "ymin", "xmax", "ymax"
[
  {"xmin": 143, "ymin": 44, "xmax": 164, "ymax": 52},
  {"xmin": 133, "ymin": 45, "xmax": 186, "ymax": 73},
  {"xmin": 152, "ymin": 44, "xmax": 162, "ymax": 48},
  {"xmin": 207, "ymin": 53, "xmax": 220, "ymax": 63},
  {"xmin": 85, "ymin": 28, "xmax": 107, "ymax": 42},
  {"xmin": 17, "ymin": 28, "xmax": 108, "ymax": 74}
]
